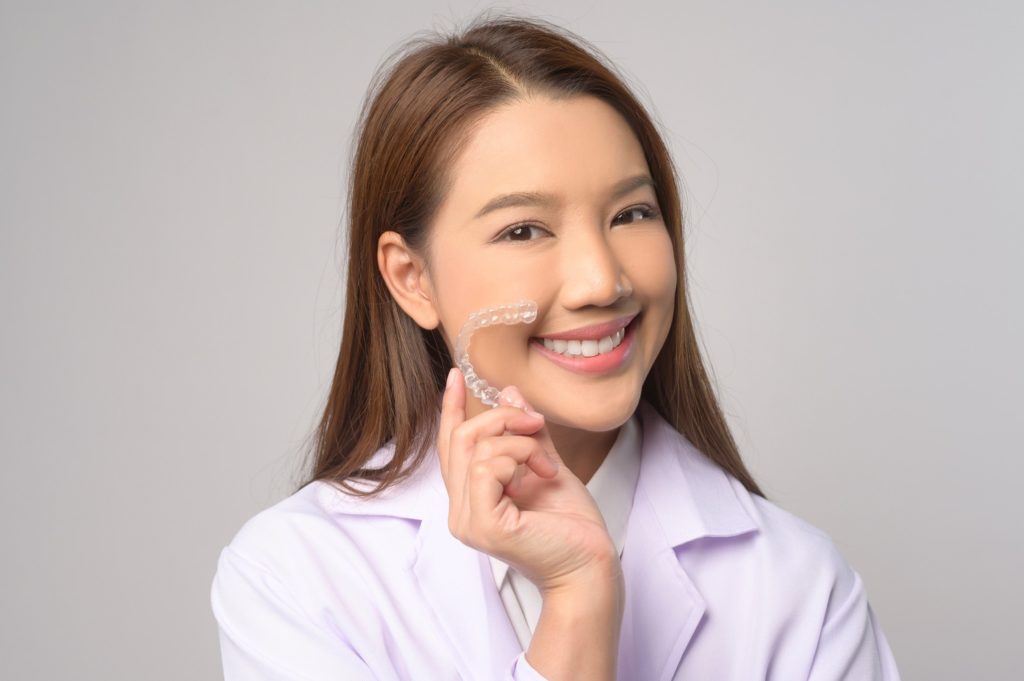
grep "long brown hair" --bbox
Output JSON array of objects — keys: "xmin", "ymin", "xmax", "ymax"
[{"xmin": 297, "ymin": 12, "xmax": 765, "ymax": 499}]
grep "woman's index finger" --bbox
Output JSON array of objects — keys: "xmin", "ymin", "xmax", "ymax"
[{"xmin": 437, "ymin": 367, "xmax": 465, "ymax": 480}]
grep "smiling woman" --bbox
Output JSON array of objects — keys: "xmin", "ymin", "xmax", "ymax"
[
  {"xmin": 210, "ymin": 11, "xmax": 901, "ymax": 681},
  {"xmin": 382, "ymin": 94, "xmax": 679, "ymax": 454}
]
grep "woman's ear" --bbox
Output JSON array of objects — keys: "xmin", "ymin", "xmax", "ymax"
[{"xmin": 377, "ymin": 230, "xmax": 441, "ymax": 330}]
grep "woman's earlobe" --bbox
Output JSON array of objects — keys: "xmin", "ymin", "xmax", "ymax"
[{"xmin": 377, "ymin": 230, "xmax": 441, "ymax": 330}]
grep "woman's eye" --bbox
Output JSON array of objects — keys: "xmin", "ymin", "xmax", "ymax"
[
  {"xmin": 613, "ymin": 205, "xmax": 660, "ymax": 225},
  {"xmin": 496, "ymin": 224, "xmax": 550, "ymax": 242},
  {"xmin": 495, "ymin": 206, "xmax": 659, "ymax": 242}
]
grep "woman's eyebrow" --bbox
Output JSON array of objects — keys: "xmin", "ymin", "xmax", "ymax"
[{"xmin": 473, "ymin": 174, "xmax": 654, "ymax": 219}]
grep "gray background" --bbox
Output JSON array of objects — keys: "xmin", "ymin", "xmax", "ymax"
[{"xmin": 2, "ymin": 1, "xmax": 1020, "ymax": 679}]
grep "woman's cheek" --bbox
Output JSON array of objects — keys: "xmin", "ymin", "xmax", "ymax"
[
  {"xmin": 631, "ymin": 232, "xmax": 677, "ymax": 356},
  {"xmin": 624, "ymin": 230, "xmax": 677, "ymax": 297}
]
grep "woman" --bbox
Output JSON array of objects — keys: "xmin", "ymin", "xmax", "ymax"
[{"xmin": 210, "ymin": 13, "xmax": 901, "ymax": 681}]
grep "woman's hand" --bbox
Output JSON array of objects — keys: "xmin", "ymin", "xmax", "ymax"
[{"xmin": 437, "ymin": 367, "xmax": 621, "ymax": 595}]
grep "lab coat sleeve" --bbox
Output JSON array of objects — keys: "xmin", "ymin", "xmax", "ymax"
[
  {"xmin": 211, "ymin": 545, "xmax": 378, "ymax": 681},
  {"xmin": 806, "ymin": 547, "xmax": 902, "ymax": 681}
]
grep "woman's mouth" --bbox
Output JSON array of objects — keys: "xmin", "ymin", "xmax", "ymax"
[{"xmin": 529, "ymin": 313, "xmax": 640, "ymax": 375}]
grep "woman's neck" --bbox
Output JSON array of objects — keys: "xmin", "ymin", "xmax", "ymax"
[{"xmin": 544, "ymin": 420, "xmax": 620, "ymax": 485}]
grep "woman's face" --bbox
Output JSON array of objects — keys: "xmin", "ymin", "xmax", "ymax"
[{"xmin": 425, "ymin": 94, "xmax": 677, "ymax": 432}]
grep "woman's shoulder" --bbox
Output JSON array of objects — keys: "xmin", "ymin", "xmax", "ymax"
[
  {"xmin": 211, "ymin": 476, "xmax": 427, "ymax": 641},
  {"xmin": 221, "ymin": 480, "xmax": 348, "ymax": 564},
  {"xmin": 224, "ymin": 439, "xmax": 436, "ymax": 558},
  {"xmin": 741, "ymin": 483, "xmax": 842, "ymax": 555},
  {"xmin": 639, "ymin": 400, "xmax": 856, "ymax": 582},
  {"xmin": 219, "ymin": 462, "xmax": 437, "ymax": 594},
  {"xmin": 718, "ymin": 472, "xmax": 870, "ymax": 615},
  {"xmin": 716, "ymin": 478, "xmax": 901, "ymax": 676},
  {"xmin": 209, "ymin": 468, "xmax": 444, "ymax": 675}
]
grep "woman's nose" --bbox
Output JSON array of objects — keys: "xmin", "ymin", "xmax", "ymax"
[{"xmin": 559, "ymin": 229, "xmax": 633, "ymax": 308}]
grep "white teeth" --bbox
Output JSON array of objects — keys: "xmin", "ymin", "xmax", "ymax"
[{"xmin": 542, "ymin": 326, "xmax": 626, "ymax": 357}]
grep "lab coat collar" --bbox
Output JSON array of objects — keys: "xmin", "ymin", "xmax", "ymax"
[{"xmin": 319, "ymin": 398, "xmax": 760, "ymax": 680}]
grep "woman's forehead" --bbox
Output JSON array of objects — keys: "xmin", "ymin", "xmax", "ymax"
[{"xmin": 441, "ymin": 95, "xmax": 651, "ymax": 219}]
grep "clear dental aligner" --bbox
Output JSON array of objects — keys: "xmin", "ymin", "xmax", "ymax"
[{"xmin": 454, "ymin": 300, "xmax": 538, "ymax": 408}]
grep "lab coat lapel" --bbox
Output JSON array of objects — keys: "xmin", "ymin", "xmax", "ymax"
[
  {"xmin": 322, "ymin": 439, "xmax": 522, "ymax": 679},
  {"xmin": 410, "ymin": 450, "xmax": 523, "ymax": 680},
  {"xmin": 617, "ymin": 401, "xmax": 760, "ymax": 681}
]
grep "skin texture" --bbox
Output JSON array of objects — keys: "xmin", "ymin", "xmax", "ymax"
[{"xmin": 378, "ymin": 93, "xmax": 677, "ymax": 484}]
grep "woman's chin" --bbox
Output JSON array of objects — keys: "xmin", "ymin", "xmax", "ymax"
[{"xmin": 535, "ymin": 391, "xmax": 640, "ymax": 433}]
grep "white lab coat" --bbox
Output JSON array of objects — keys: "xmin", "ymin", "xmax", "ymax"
[{"xmin": 211, "ymin": 398, "xmax": 901, "ymax": 680}]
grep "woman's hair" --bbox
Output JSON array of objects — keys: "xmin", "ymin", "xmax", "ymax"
[{"xmin": 296, "ymin": 12, "xmax": 765, "ymax": 499}]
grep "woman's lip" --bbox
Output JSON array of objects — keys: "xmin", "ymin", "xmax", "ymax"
[
  {"xmin": 529, "ymin": 314, "xmax": 639, "ymax": 375},
  {"xmin": 531, "ymin": 312, "xmax": 639, "ymax": 342}
]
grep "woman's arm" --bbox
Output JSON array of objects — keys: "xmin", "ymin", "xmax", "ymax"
[
  {"xmin": 523, "ymin": 560, "xmax": 626, "ymax": 681},
  {"xmin": 806, "ymin": 544, "xmax": 902, "ymax": 680}
]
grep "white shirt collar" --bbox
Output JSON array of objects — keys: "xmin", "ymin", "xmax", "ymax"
[{"xmin": 487, "ymin": 412, "xmax": 642, "ymax": 587}]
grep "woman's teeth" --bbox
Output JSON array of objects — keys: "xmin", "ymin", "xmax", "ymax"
[{"xmin": 541, "ymin": 327, "xmax": 626, "ymax": 357}]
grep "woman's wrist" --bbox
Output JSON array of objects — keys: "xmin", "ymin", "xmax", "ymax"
[
  {"xmin": 528, "ymin": 563, "xmax": 625, "ymax": 681},
  {"xmin": 539, "ymin": 552, "xmax": 625, "ymax": 602}
]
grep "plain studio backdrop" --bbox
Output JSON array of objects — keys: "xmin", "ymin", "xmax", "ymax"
[{"xmin": 1, "ymin": 1, "xmax": 1020, "ymax": 679}]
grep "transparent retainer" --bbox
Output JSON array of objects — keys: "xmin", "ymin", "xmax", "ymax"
[{"xmin": 454, "ymin": 300, "xmax": 538, "ymax": 408}]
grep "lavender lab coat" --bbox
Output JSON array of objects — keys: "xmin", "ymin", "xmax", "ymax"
[{"xmin": 211, "ymin": 399, "xmax": 901, "ymax": 680}]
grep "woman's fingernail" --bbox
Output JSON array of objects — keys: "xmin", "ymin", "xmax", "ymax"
[
  {"xmin": 446, "ymin": 367, "xmax": 457, "ymax": 389},
  {"xmin": 498, "ymin": 386, "xmax": 543, "ymax": 418},
  {"xmin": 498, "ymin": 386, "xmax": 526, "ymax": 409}
]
